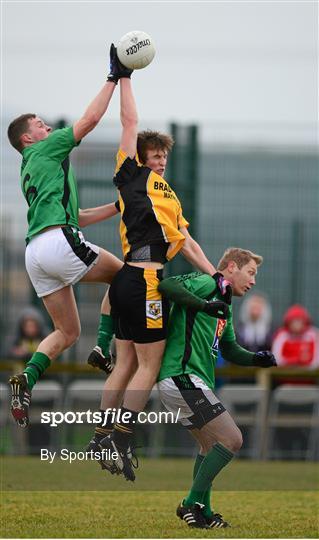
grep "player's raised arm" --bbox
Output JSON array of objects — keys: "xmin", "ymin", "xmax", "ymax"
[
  {"xmin": 119, "ymin": 78, "xmax": 138, "ymax": 158},
  {"xmin": 102, "ymin": 44, "xmax": 137, "ymax": 158},
  {"xmin": 73, "ymin": 44, "xmax": 133, "ymax": 142},
  {"xmin": 73, "ymin": 80, "xmax": 116, "ymax": 143}
]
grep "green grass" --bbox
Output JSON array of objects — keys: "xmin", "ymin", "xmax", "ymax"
[
  {"xmin": 2, "ymin": 456, "xmax": 318, "ymax": 491},
  {"xmin": 1, "ymin": 457, "xmax": 318, "ymax": 538}
]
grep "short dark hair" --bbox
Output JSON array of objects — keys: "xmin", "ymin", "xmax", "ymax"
[
  {"xmin": 7, "ymin": 113, "xmax": 36, "ymax": 153},
  {"xmin": 137, "ymin": 130, "xmax": 174, "ymax": 164}
]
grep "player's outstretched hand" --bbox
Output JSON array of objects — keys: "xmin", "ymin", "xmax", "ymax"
[
  {"xmin": 107, "ymin": 43, "xmax": 133, "ymax": 84},
  {"xmin": 212, "ymin": 272, "xmax": 233, "ymax": 305},
  {"xmin": 253, "ymin": 350, "xmax": 277, "ymax": 368},
  {"xmin": 203, "ymin": 300, "xmax": 229, "ymax": 319}
]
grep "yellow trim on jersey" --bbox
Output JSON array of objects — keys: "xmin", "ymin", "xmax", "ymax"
[
  {"xmin": 115, "ymin": 148, "xmax": 141, "ymax": 175},
  {"xmin": 115, "ymin": 149, "xmax": 189, "ymax": 261},
  {"xmin": 118, "ymin": 195, "xmax": 131, "ymax": 258},
  {"xmin": 144, "ymin": 269, "xmax": 163, "ymax": 329}
]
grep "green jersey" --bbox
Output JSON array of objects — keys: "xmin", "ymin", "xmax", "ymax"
[
  {"xmin": 158, "ymin": 272, "xmax": 236, "ymax": 389},
  {"xmin": 20, "ymin": 127, "xmax": 80, "ymax": 243}
]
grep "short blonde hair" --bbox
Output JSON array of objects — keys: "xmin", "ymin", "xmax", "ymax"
[{"xmin": 218, "ymin": 247, "xmax": 263, "ymax": 271}]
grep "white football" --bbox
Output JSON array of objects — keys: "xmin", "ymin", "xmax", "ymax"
[{"xmin": 117, "ymin": 30, "xmax": 156, "ymax": 70}]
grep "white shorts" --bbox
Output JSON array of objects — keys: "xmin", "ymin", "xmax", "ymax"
[
  {"xmin": 25, "ymin": 227, "xmax": 99, "ymax": 297},
  {"xmin": 158, "ymin": 374, "xmax": 226, "ymax": 429}
]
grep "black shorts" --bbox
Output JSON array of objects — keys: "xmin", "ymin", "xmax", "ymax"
[
  {"xmin": 158, "ymin": 374, "xmax": 226, "ymax": 430},
  {"xmin": 109, "ymin": 263, "xmax": 170, "ymax": 343}
]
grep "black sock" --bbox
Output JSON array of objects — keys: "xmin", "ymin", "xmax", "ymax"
[
  {"xmin": 113, "ymin": 406, "xmax": 138, "ymax": 449},
  {"xmin": 94, "ymin": 409, "xmax": 114, "ymax": 440}
]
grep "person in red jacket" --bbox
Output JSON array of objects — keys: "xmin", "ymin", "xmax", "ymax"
[{"xmin": 272, "ymin": 305, "xmax": 319, "ymax": 369}]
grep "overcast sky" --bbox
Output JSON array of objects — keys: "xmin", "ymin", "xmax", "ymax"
[{"xmin": 3, "ymin": 0, "xmax": 318, "ymax": 144}]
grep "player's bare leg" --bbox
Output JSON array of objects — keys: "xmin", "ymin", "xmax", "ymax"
[
  {"xmin": 99, "ymin": 340, "xmax": 166, "ymax": 481},
  {"xmin": 100, "ymin": 339, "xmax": 138, "ymax": 410},
  {"xmin": 41, "ymin": 286, "xmax": 81, "ymax": 356},
  {"xmin": 124, "ymin": 340, "xmax": 166, "ymax": 410},
  {"xmin": 89, "ymin": 339, "xmax": 138, "ymax": 443},
  {"xmin": 80, "ymin": 248, "xmax": 123, "ymax": 284},
  {"xmin": 193, "ymin": 411, "xmax": 243, "ymax": 454},
  {"xmin": 88, "ymin": 340, "xmax": 138, "ymax": 473}
]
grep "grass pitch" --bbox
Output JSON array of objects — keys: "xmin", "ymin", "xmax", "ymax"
[{"xmin": 1, "ymin": 457, "xmax": 318, "ymax": 538}]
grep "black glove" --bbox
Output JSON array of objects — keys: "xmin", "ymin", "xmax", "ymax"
[
  {"xmin": 107, "ymin": 44, "xmax": 133, "ymax": 84},
  {"xmin": 253, "ymin": 350, "xmax": 277, "ymax": 368},
  {"xmin": 212, "ymin": 272, "xmax": 232, "ymax": 305},
  {"xmin": 203, "ymin": 300, "xmax": 229, "ymax": 320}
]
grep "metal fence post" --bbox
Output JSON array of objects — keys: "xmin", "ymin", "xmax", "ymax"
[
  {"xmin": 290, "ymin": 220, "xmax": 305, "ymax": 306},
  {"xmin": 167, "ymin": 123, "xmax": 199, "ymax": 276}
]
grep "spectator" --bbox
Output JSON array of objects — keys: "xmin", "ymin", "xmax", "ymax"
[
  {"xmin": 272, "ymin": 305, "xmax": 319, "ymax": 369},
  {"xmin": 236, "ymin": 293, "xmax": 273, "ymax": 353},
  {"xmin": 8, "ymin": 307, "xmax": 49, "ymax": 362}
]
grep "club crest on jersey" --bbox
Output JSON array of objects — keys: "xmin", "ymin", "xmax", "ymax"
[
  {"xmin": 211, "ymin": 319, "xmax": 227, "ymax": 353},
  {"xmin": 146, "ymin": 300, "xmax": 162, "ymax": 320}
]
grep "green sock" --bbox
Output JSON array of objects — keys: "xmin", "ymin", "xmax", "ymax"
[
  {"xmin": 24, "ymin": 352, "xmax": 51, "ymax": 390},
  {"xmin": 184, "ymin": 442, "xmax": 234, "ymax": 507},
  {"xmin": 193, "ymin": 453, "xmax": 204, "ymax": 479},
  {"xmin": 97, "ymin": 314, "xmax": 114, "ymax": 357},
  {"xmin": 192, "ymin": 454, "xmax": 213, "ymax": 518}
]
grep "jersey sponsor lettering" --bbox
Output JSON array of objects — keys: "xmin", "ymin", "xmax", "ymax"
[
  {"xmin": 211, "ymin": 319, "xmax": 227, "ymax": 354},
  {"xmin": 153, "ymin": 180, "xmax": 179, "ymax": 201},
  {"xmin": 154, "ymin": 181, "xmax": 172, "ymax": 192}
]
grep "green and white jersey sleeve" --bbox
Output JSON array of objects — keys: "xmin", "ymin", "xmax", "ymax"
[
  {"xmin": 20, "ymin": 127, "xmax": 80, "ymax": 242},
  {"xmin": 158, "ymin": 272, "xmax": 235, "ymax": 389}
]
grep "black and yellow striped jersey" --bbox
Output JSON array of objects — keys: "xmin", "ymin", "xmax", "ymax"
[{"xmin": 114, "ymin": 149, "xmax": 189, "ymax": 262}]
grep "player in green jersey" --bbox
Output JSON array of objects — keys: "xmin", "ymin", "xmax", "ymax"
[
  {"xmin": 157, "ymin": 247, "xmax": 277, "ymax": 529},
  {"xmin": 6, "ymin": 52, "xmax": 132, "ymax": 428}
]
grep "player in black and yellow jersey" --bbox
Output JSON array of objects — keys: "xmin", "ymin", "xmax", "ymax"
[{"xmin": 88, "ymin": 46, "xmax": 231, "ymax": 481}]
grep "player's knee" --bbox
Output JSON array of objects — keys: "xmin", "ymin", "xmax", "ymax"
[
  {"xmin": 137, "ymin": 361, "xmax": 161, "ymax": 380},
  {"xmin": 64, "ymin": 324, "xmax": 81, "ymax": 348},
  {"xmin": 115, "ymin": 361, "xmax": 137, "ymax": 382},
  {"xmin": 199, "ymin": 444, "xmax": 209, "ymax": 455},
  {"xmin": 70, "ymin": 328, "xmax": 81, "ymax": 346},
  {"xmin": 227, "ymin": 428, "xmax": 243, "ymax": 453},
  {"xmin": 218, "ymin": 427, "xmax": 243, "ymax": 453}
]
